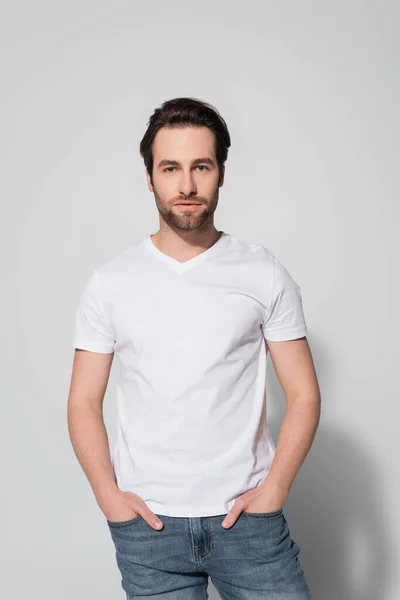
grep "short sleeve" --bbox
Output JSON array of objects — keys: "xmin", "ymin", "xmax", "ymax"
[
  {"xmin": 72, "ymin": 269, "xmax": 116, "ymax": 353},
  {"xmin": 262, "ymin": 255, "xmax": 308, "ymax": 341}
]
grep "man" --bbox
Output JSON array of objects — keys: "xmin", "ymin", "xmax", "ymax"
[{"xmin": 68, "ymin": 97, "xmax": 320, "ymax": 599}]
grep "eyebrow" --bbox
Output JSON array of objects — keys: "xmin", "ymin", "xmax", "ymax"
[{"xmin": 157, "ymin": 157, "xmax": 216, "ymax": 168}]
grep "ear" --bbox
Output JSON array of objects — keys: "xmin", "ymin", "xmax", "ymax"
[
  {"xmin": 219, "ymin": 164, "xmax": 225, "ymax": 187},
  {"xmin": 145, "ymin": 168, "xmax": 154, "ymax": 192}
]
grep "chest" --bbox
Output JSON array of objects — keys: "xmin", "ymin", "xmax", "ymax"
[{"xmin": 110, "ymin": 278, "xmax": 265, "ymax": 355}]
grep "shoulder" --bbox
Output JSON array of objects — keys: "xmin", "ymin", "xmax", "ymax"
[
  {"xmin": 229, "ymin": 236, "xmax": 303, "ymax": 293},
  {"xmin": 227, "ymin": 234, "xmax": 276, "ymax": 268},
  {"xmin": 76, "ymin": 241, "xmax": 145, "ymax": 306},
  {"xmin": 96, "ymin": 241, "xmax": 142, "ymax": 276},
  {"xmin": 90, "ymin": 240, "xmax": 144, "ymax": 286},
  {"xmin": 248, "ymin": 241, "xmax": 301, "ymax": 288}
]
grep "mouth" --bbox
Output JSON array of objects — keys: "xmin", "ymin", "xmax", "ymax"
[{"xmin": 175, "ymin": 202, "xmax": 203, "ymax": 209}]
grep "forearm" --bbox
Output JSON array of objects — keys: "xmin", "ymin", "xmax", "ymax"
[
  {"xmin": 67, "ymin": 404, "xmax": 119, "ymax": 508},
  {"xmin": 260, "ymin": 393, "xmax": 321, "ymax": 495}
]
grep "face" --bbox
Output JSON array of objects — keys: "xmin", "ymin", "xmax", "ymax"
[{"xmin": 146, "ymin": 126, "xmax": 224, "ymax": 232}]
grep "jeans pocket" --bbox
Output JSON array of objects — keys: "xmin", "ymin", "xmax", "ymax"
[
  {"xmin": 107, "ymin": 513, "xmax": 143, "ymax": 528},
  {"xmin": 242, "ymin": 508, "xmax": 283, "ymax": 518}
]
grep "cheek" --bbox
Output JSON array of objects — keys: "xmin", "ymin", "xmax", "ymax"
[
  {"xmin": 153, "ymin": 177, "xmax": 177, "ymax": 200},
  {"xmin": 197, "ymin": 173, "xmax": 219, "ymax": 190},
  {"xmin": 204, "ymin": 178, "xmax": 220, "ymax": 196},
  {"xmin": 160, "ymin": 177, "xmax": 179, "ymax": 194}
]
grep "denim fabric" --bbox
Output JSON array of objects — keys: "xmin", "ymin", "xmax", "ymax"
[{"xmin": 107, "ymin": 508, "xmax": 311, "ymax": 599}]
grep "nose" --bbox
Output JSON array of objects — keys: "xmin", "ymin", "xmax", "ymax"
[{"xmin": 179, "ymin": 170, "xmax": 197, "ymax": 197}]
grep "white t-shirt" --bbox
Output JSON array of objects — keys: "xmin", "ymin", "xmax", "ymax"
[{"xmin": 72, "ymin": 231, "xmax": 308, "ymax": 517}]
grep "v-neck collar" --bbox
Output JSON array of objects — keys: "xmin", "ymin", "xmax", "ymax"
[{"xmin": 143, "ymin": 231, "xmax": 229, "ymax": 273}]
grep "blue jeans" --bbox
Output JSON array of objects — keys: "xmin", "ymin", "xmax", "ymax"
[{"xmin": 107, "ymin": 508, "xmax": 312, "ymax": 599}]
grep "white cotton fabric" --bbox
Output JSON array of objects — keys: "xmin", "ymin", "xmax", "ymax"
[{"xmin": 72, "ymin": 231, "xmax": 308, "ymax": 517}]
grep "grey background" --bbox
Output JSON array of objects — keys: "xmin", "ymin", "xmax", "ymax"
[{"xmin": 1, "ymin": 1, "xmax": 399, "ymax": 599}]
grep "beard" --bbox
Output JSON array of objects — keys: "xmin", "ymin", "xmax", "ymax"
[{"xmin": 152, "ymin": 184, "xmax": 220, "ymax": 232}]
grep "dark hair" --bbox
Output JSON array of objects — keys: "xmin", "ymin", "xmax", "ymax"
[{"xmin": 139, "ymin": 97, "xmax": 231, "ymax": 185}]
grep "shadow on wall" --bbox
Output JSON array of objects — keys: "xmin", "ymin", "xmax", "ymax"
[{"xmin": 266, "ymin": 354, "xmax": 392, "ymax": 600}]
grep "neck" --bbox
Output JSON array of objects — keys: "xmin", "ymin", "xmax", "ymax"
[{"xmin": 150, "ymin": 226, "xmax": 222, "ymax": 262}]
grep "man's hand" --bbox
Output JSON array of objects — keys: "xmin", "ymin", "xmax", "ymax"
[
  {"xmin": 100, "ymin": 490, "xmax": 164, "ymax": 530},
  {"xmin": 221, "ymin": 482, "xmax": 288, "ymax": 528}
]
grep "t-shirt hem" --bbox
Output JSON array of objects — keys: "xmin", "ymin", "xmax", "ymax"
[
  {"xmin": 263, "ymin": 325, "xmax": 308, "ymax": 342},
  {"xmin": 73, "ymin": 339, "xmax": 114, "ymax": 353},
  {"xmin": 144, "ymin": 498, "xmax": 236, "ymax": 518}
]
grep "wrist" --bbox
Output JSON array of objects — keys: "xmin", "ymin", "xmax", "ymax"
[
  {"xmin": 95, "ymin": 485, "xmax": 120, "ymax": 511},
  {"xmin": 258, "ymin": 476, "xmax": 290, "ymax": 500}
]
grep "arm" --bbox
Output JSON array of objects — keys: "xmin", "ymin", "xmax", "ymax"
[
  {"xmin": 69, "ymin": 269, "xmax": 163, "ymax": 530},
  {"xmin": 67, "ymin": 348, "xmax": 119, "ymax": 512},
  {"xmin": 257, "ymin": 336, "xmax": 321, "ymax": 499},
  {"xmin": 221, "ymin": 335, "xmax": 320, "ymax": 527},
  {"xmin": 257, "ymin": 254, "xmax": 321, "ymax": 499}
]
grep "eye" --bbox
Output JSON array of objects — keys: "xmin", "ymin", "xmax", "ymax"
[
  {"xmin": 196, "ymin": 165, "xmax": 209, "ymax": 171},
  {"xmin": 164, "ymin": 167, "xmax": 177, "ymax": 173}
]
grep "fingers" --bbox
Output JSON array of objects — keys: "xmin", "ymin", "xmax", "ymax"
[
  {"xmin": 221, "ymin": 501, "xmax": 244, "ymax": 528},
  {"xmin": 124, "ymin": 492, "xmax": 164, "ymax": 530},
  {"xmin": 139, "ymin": 505, "xmax": 164, "ymax": 530}
]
